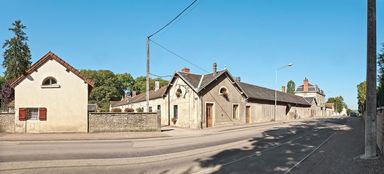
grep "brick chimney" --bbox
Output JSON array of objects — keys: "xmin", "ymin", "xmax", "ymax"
[
  {"xmin": 212, "ymin": 63, "xmax": 217, "ymax": 76},
  {"xmin": 281, "ymin": 85, "xmax": 286, "ymax": 93},
  {"xmin": 181, "ymin": 67, "xmax": 190, "ymax": 73},
  {"xmin": 155, "ymin": 81, "xmax": 160, "ymax": 91},
  {"xmin": 303, "ymin": 78, "xmax": 309, "ymax": 92}
]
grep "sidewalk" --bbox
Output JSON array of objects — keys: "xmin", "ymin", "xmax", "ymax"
[
  {"xmin": 291, "ymin": 117, "xmax": 384, "ymax": 174},
  {"xmin": 0, "ymin": 116, "xmax": 343, "ymax": 141}
]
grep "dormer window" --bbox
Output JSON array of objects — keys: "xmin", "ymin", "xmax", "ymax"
[{"xmin": 42, "ymin": 77, "xmax": 60, "ymax": 88}]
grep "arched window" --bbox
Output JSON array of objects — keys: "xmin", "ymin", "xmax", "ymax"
[
  {"xmin": 219, "ymin": 87, "xmax": 228, "ymax": 96},
  {"xmin": 42, "ymin": 77, "xmax": 59, "ymax": 88}
]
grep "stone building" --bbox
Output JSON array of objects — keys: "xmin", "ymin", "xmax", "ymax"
[
  {"xmin": 111, "ymin": 64, "xmax": 321, "ymax": 129},
  {"xmin": 10, "ymin": 52, "xmax": 93, "ymax": 133},
  {"xmin": 295, "ymin": 78, "xmax": 327, "ymax": 117}
]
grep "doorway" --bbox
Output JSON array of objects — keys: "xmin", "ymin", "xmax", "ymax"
[
  {"xmin": 246, "ymin": 106, "xmax": 251, "ymax": 123},
  {"xmin": 206, "ymin": 103, "xmax": 214, "ymax": 128}
]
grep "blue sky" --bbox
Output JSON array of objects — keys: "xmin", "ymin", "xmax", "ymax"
[{"xmin": 1, "ymin": 0, "xmax": 383, "ymax": 109}]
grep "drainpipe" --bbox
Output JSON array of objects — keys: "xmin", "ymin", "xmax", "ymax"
[
  {"xmin": 167, "ymin": 93, "xmax": 171, "ymax": 126},
  {"xmin": 200, "ymin": 95, "xmax": 204, "ymax": 129}
]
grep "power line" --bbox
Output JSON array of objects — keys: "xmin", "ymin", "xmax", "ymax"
[
  {"xmin": 149, "ymin": 0, "xmax": 198, "ymax": 38},
  {"xmin": 149, "ymin": 73, "xmax": 173, "ymax": 78},
  {"xmin": 150, "ymin": 39, "xmax": 209, "ymax": 73}
]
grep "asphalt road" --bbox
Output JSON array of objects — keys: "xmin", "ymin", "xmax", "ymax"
[{"xmin": 0, "ymin": 118, "xmax": 349, "ymax": 174}]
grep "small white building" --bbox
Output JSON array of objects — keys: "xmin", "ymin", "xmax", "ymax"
[{"xmin": 10, "ymin": 52, "xmax": 94, "ymax": 133}]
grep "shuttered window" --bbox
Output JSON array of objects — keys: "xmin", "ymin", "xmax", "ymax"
[
  {"xmin": 39, "ymin": 108, "xmax": 47, "ymax": 121},
  {"xmin": 19, "ymin": 108, "xmax": 26, "ymax": 121}
]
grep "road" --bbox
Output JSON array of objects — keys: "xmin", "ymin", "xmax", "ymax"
[{"xmin": 0, "ymin": 117, "xmax": 350, "ymax": 174}]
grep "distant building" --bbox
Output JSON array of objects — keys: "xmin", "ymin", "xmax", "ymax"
[{"xmin": 111, "ymin": 64, "xmax": 328, "ymax": 128}]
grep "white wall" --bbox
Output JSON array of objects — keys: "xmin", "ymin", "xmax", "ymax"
[{"xmin": 14, "ymin": 60, "xmax": 89, "ymax": 133}]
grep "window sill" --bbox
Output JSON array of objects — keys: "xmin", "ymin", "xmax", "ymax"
[{"xmin": 41, "ymin": 84, "xmax": 60, "ymax": 88}]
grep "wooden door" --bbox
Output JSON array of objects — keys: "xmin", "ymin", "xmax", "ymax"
[
  {"xmin": 206, "ymin": 103, "xmax": 213, "ymax": 128},
  {"xmin": 246, "ymin": 106, "xmax": 251, "ymax": 123}
]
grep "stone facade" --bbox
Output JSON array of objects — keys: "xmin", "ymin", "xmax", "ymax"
[
  {"xmin": 88, "ymin": 112, "xmax": 161, "ymax": 132},
  {"xmin": 0, "ymin": 113, "xmax": 15, "ymax": 132}
]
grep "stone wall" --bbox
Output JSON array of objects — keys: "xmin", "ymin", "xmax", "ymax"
[
  {"xmin": 377, "ymin": 107, "xmax": 384, "ymax": 153},
  {"xmin": 0, "ymin": 113, "xmax": 15, "ymax": 132},
  {"xmin": 88, "ymin": 112, "xmax": 161, "ymax": 132}
]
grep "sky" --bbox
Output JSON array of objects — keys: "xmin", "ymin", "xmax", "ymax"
[{"xmin": 0, "ymin": 0, "xmax": 383, "ymax": 110}]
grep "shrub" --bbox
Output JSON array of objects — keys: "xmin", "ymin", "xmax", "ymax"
[
  {"xmin": 136, "ymin": 107, "xmax": 144, "ymax": 112},
  {"xmin": 124, "ymin": 108, "xmax": 134, "ymax": 112},
  {"xmin": 111, "ymin": 108, "xmax": 122, "ymax": 112}
]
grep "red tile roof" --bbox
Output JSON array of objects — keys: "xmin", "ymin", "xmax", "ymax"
[{"xmin": 9, "ymin": 51, "xmax": 94, "ymax": 88}]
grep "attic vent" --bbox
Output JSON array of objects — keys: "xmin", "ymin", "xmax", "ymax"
[
  {"xmin": 176, "ymin": 89, "xmax": 182, "ymax": 98},
  {"xmin": 219, "ymin": 87, "xmax": 228, "ymax": 97}
]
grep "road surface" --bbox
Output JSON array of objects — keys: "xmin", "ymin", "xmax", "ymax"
[{"xmin": 0, "ymin": 117, "xmax": 350, "ymax": 174}]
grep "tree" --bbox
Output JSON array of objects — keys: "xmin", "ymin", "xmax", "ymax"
[
  {"xmin": 2, "ymin": 20, "xmax": 32, "ymax": 81},
  {"xmin": 286, "ymin": 80, "xmax": 295, "ymax": 94},
  {"xmin": 116, "ymin": 73, "xmax": 135, "ymax": 92},
  {"xmin": 357, "ymin": 81, "xmax": 366, "ymax": 114},
  {"xmin": 80, "ymin": 70, "xmax": 124, "ymax": 112},
  {"xmin": 133, "ymin": 76, "xmax": 168, "ymax": 94},
  {"xmin": 0, "ymin": 83, "xmax": 14, "ymax": 112},
  {"xmin": 377, "ymin": 44, "xmax": 384, "ymax": 107},
  {"xmin": 327, "ymin": 96, "xmax": 346, "ymax": 114}
]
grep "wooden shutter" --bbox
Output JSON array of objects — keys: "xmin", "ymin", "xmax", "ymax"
[
  {"xmin": 39, "ymin": 108, "xmax": 47, "ymax": 121},
  {"xmin": 19, "ymin": 108, "xmax": 26, "ymax": 121}
]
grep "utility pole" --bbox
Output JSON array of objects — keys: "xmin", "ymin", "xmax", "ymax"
[
  {"xmin": 146, "ymin": 36, "xmax": 150, "ymax": 112},
  {"xmin": 363, "ymin": 0, "xmax": 377, "ymax": 159}
]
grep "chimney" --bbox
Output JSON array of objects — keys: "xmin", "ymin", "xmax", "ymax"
[
  {"xmin": 181, "ymin": 67, "xmax": 190, "ymax": 73},
  {"xmin": 235, "ymin": 77, "xmax": 241, "ymax": 82},
  {"xmin": 132, "ymin": 91, "xmax": 137, "ymax": 97},
  {"xmin": 212, "ymin": 63, "xmax": 217, "ymax": 76},
  {"xmin": 281, "ymin": 85, "xmax": 286, "ymax": 93},
  {"xmin": 155, "ymin": 81, "xmax": 160, "ymax": 91},
  {"xmin": 303, "ymin": 78, "xmax": 309, "ymax": 92}
]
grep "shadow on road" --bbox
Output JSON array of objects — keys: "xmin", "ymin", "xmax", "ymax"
[{"xmin": 186, "ymin": 118, "xmax": 351, "ymax": 174}]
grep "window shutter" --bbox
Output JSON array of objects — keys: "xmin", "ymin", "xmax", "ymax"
[
  {"xmin": 19, "ymin": 108, "xmax": 26, "ymax": 121},
  {"xmin": 39, "ymin": 108, "xmax": 47, "ymax": 121}
]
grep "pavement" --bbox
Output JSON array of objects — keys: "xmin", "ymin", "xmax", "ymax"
[{"xmin": 1, "ymin": 116, "xmax": 383, "ymax": 174}]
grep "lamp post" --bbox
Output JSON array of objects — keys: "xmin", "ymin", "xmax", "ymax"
[{"xmin": 274, "ymin": 63, "xmax": 293, "ymax": 121}]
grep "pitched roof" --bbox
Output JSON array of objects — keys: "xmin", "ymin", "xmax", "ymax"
[
  {"xmin": 111, "ymin": 86, "xmax": 167, "ymax": 107},
  {"xmin": 304, "ymin": 97, "xmax": 316, "ymax": 104},
  {"xmin": 10, "ymin": 51, "xmax": 94, "ymax": 88},
  {"xmin": 167, "ymin": 69, "xmax": 310, "ymax": 106},
  {"xmin": 238, "ymin": 82, "xmax": 311, "ymax": 106}
]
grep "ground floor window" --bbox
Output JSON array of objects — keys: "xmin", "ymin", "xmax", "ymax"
[
  {"xmin": 173, "ymin": 105, "xmax": 178, "ymax": 119},
  {"xmin": 27, "ymin": 108, "xmax": 39, "ymax": 120},
  {"xmin": 157, "ymin": 105, "xmax": 161, "ymax": 111},
  {"xmin": 233, "ymin": 104, "xmax": 239, "ymax": 119},
  {"xmin": 149, "ymin": 106, "xmax": 153, "ymax": 112}
]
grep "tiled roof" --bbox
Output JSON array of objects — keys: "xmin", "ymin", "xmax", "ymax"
[
  {"xmin": 304, "ymin": 97, "xmax": 316, "ymax": 104},
  {"xmin": 296, "ymin": 83, "xmax": 324, "ymax": 95},
  {"xmin": 238, "ymin": 82, "xmax": 311, "ymax": 106},
  {"xmin": 111, "ymin": 86, "xmax": 167, "ymax": 107},
  {"xmin": 177, "ymin": 70, "xmax": 226, "ymax": 91},
  {"xmin": 9, "ymin": 51, "xmax": 94, "ymax": 88}
]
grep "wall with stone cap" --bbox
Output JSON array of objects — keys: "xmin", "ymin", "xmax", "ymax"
[
  {"xmin": 0, "ymin": 113, "xmax": 15, "ymax": 132},
  {"xmin": 88, "ymin": 112, "xmax": 161, "ymax": 132},
  {"xmin": 377, "ymin": 107, "xmax": 384, "ymax": 153}
]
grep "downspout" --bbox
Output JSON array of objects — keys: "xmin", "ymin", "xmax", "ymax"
[{"xmin": 200, "ymin": 95, "xmax": 204, "ymax": 129}]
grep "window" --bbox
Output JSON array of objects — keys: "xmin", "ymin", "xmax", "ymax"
[
  {"xmin": 219, "ymin": 87, "xmax": 228, "ymax": 95},
  {"xmin": 173, "ymin": 105, "xmax": 178, "ymax": 119},
  {"xmin": 42, "ymin": 77, "xmax": 59, "ymax": 88},
  {"xmin": 176, "ymin": 89, "xmax": 182, "ymax": 98},
  {"xmin": 233, "ymin": 104, "xmax": 239, "ymax": 119},
  {"xmin": 149, "ymin": 107, "xmax": 152, "ymax": 112},
  {"xmin": 27, "ymin": 108, "xmax": 39, "ymax": 120},
  {"xmin": 157, "ymin": 105, "xmax": 161, "ymax": 111}
]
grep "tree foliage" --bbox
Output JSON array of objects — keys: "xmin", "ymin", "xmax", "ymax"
[
  {"xmin": 357, "ymin": 81, "xmax": 366, "ymax": 114},
  {"xmin": 80, "ymin": 70, "xmax": 124, "ymax": 112},
  {"xmin": 286, "ymin": 80, "xmax": 296, "ymax": 94},
  {"xmin": 133, "ymin": 76, "xmax": 168, "ymax": 94},
  {"xmin": 377, "ymin": 44, "xmax": 384, "ymax": 107},
  {"xmin": 327, "ymin": 96, "xmax": 347, "ymax": 113},
  {"xmin": 116, "ymin": 73, "xmax": 135, "ymax": 92},
  {"xmin": 2, "ymin": 20, "xmax": 32, "ymax": 81}
]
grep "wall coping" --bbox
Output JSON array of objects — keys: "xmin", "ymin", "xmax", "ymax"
[
  {"xmin": 90, "ymin": 112, "xmax": 158, "ymax": 115},
  {"xmin": 0, "ymin": 112, "xmax": 15, "ymax": 114}
]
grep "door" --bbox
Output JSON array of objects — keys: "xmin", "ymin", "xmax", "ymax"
[
  {"xmin": 246, "ymin": 106, "xmax": 251, "ymax": 123},
  {"xmin": 206, "ymin": 103, "xmax": 213, "ymax": 128}
]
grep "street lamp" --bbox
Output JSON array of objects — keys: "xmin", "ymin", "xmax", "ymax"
[{"xmin": 274, "ymin": 63, "xmax": 293, "ymax": 121}]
